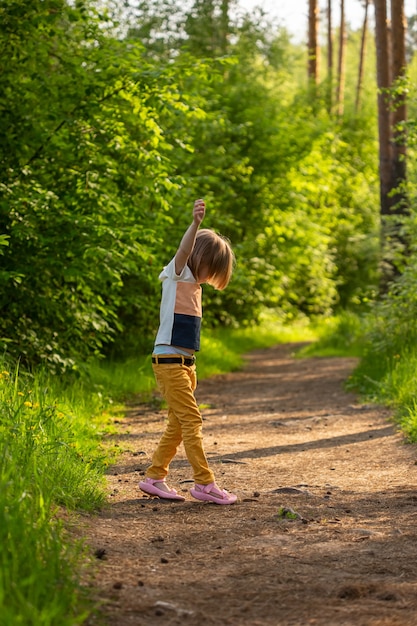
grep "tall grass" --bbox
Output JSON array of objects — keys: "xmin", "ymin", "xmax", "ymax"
[
  {"xmin": 85, "ymin": 355, "xmax": 155, "ymax": 402},
  {"xmin": 350, "ymin": 247, "xmax": 417, "ymax": 442},
  {"xmin": 350, "ymin": 331, "xmax": 417, "ymax": 442},
  {"xmin": 0, "ymin": 364, "xmax": 114, "ymax": 625}
]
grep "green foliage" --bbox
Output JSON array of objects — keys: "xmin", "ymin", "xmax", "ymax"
[
  {"xmin": 0, "ymin": 0, "xmax": 381, "ymax": 369},
  {"xmin": 0, "ymin": 1, "xmax": 202, "ymax": 367}
]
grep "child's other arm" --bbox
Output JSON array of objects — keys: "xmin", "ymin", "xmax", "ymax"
[{"xmin": 175, "ymin": 199, "xmax": 205, "ymax": 275}]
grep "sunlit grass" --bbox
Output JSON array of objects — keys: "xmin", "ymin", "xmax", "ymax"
[
  {"xmin": 198, "ymin": 314, "xmax": 317, "ymax": 378},
  {"xmin": 0, "ymin": 363, "xmax": 114, "ymax": 624},
  {"xmin": 351, "ymin": 341, "xmax": 417, "ymax": 443},
  {"xmin": 296, "ymin": 311, "xmax": 369, "ymax": 358},
  {"xmin": 85, "ymin": 355, "xmax": 155, "ymax": 402}
]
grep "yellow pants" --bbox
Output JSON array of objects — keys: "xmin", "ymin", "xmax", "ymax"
[{"xmin": 146, "ymin": 360, "xmax": 215, "ymax": 485}]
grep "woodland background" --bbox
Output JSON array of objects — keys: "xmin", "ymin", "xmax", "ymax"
[{"xmin": 4, "ymin": 0, "xmax": 415, "ymax": 372}]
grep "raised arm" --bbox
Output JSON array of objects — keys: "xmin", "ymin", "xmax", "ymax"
[{"xmin": 174, "ymin": 199, "xmax": 205, "ymax": 275}]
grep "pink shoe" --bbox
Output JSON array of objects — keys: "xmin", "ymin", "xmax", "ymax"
[
  {"xmin": 139, "ymin": 477, "xmax": 185, "ymax": 501},
  {"xmin": 190, "ymin": 482, "xmax": 237, "ymax": 505}
]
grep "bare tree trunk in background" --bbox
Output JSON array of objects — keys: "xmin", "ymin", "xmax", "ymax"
[
  {"xmin": 387, "ymin": 20, "xmax": 393, "ymax": 85},
  {"xmin": 355, "ymin": 0, "xmax": 369, "ymax": 113},
  {"xmin": 374, "ymin": 0, "xmax": 408, "ymax": 288},
  {"xmin": 327, "ymin": 0, "xmax": 333, "ymax": 112},
  {"xmin": 374, "ymin": 0, "xmax": 392, "ymax": 219},
  {"xmin": 390, "ymin": 0, "xmax": 407, "ymax": 196},
  {"xmin": 308, "ymin": 0, "xmax": 320, "ymax": 83},
  {"xmin": 336, "ymin": 0, "xmax": 346, "ymax": 115}
]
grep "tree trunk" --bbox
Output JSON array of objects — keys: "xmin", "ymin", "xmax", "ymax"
[
  {"xmin": 327, "ymin": 0, "xmax": 333, "ymax": 112},
  {"xmin": 355, "ymin": 0, "xmax": 369, "ymax": 113},
  {"xmin": 308, "ymin": 0, "xmax": 320, "ymax": 83},
  {"xmin": 390, "ymin": 0, "xmax": 407, "ymax": 202},
  {"xmin": 374, "ymin": 0, "xmax": 392, "ymax": 218},
  {"xmin": 336, "ymin": 0, "xmax": 346, "ymax": 116},
  {"xmin": 374, "ymin": 0, "xmax": 408, "ymax": 288}
]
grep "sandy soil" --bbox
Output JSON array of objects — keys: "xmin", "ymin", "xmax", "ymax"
[{"xmin": 82, "ymin": 343, "xmax": 417, "ymax": 626}]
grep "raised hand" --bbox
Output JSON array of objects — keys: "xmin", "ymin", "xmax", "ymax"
[{"xmin": 193, "ymin": 199, "xmax": 205, "ymax": 226}]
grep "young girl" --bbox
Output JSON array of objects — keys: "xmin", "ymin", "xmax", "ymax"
[{"xmin": 139, "ymin": 199, "xmax": 237, "ymax": 505}]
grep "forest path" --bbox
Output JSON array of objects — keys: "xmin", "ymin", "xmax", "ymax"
[{"xmin": 83, "ymin": 343, "xmax": 417, "ymax": 626}]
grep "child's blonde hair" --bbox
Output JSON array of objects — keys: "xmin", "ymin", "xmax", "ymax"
[{"xmin": 188, "ymin": 229, "xmax": 235, "ymax": 290}]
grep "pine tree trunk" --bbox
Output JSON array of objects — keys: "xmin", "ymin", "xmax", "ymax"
[
  {"xmin": 327, "ymin": 0, "xmax": 333, "ymax": 112},
  {"xmin": 374, "ymin": 0, "xmax": 392, "ymax": 218},
  {"xmin": 355, "ymin": 0, "xmax": 369, "ymax": 113},
  {"xmin": 390, "ymin": 0, "xmax": 407, "ymax": 202},
  {"xmin": 336, "ymin": 0, "xmax": 346, "ymax": 116},
  {"xmin": 375, "ymin": 0, "xmax": 408, "ymax": 288},
  {"xmin": 308, "ymin": 0, "xmax": 319, "ymax": 83}
]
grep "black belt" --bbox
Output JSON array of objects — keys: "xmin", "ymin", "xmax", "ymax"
[{"xmin": 152, "ymin": 356, "xmax": 195, "ymax": 366}]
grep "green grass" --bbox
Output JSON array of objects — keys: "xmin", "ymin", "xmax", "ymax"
[
  {"xmin": 350, "ymin": 339, "xmax": 417, "ymax": 442},
  {"xmin": 296, "ymin": 311, "xmax": 369, "ymax": 359},
  {"xmin": 0, "ymin": 364, "xmax": 115, "ymax": 625},
  {"xmin": 85, "ymin": 355, "xmax": 155, "ymax": 402}
]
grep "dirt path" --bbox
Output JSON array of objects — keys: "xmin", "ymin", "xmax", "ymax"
[{"xmin": 84, "ymin": 343, "xmax": 417, "ymax": 626}]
